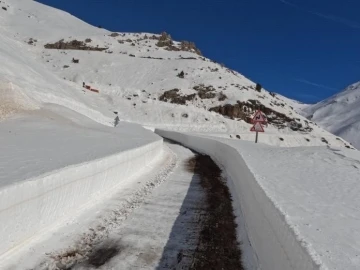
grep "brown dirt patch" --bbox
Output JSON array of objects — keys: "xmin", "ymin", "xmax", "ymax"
[
  {"xmin": 187, "ymin": 154, "xmax": 244, "ymax": 270},
  {"xmin": 87, "ymin": 245, "xmax": 120, "ymax": 267}
]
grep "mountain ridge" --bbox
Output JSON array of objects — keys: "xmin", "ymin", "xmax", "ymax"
[
  {"xmin": 303, "ymin": 81, "xmax": 360, "ymax": 149},
  {"xmin": 0, "ymin": 0, "xmax": 354, "ymax": 149}
]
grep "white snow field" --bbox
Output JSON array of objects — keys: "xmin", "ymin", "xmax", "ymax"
[
  {"xmin": 0, "ymin": 0, "xmax": 354, "ymax": 148},
  {"xmin": 1, "ymin": 142, "xmax": 203, "ymax": 270},
  {"xmin": 156, "ymin": 130, "xmax": 360, "ymax": 270},
  {"xmin": 1, "ymin": 0, "xmax": 360, "ymax": 269},
  {"xmin": 303, "ymin": 81, "xmax": 360, "ymax": 149},
  {"xmin": 0, "ymin": 106, "xmax": 164, "ymax": 260}
]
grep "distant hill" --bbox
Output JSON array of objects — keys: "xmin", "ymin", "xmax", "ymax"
[{"xmin": 303, "ymin": 82, "xmax": 360, "ymax": 149}]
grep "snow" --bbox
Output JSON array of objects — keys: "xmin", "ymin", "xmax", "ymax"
[
  {"xmin": 276, "ymin": 93, "xmax": 309, "ymax": 114},
  {"xmin": 156, "ymin": 130, "xmax": 360, "ymax": 270},
  {"xmin": 0, "ymin": 106, "xmax": 163, "ymax": 259},
  {"xmin": 1, "ymin": 142, "xmax": 202, "ymax": 270},
  {"xmin": 0, "ymin": 0, "xmax": 353, "ymax": 148},
  {"xmin": 1, "ymin": 0, "xmax": 360, "ymax": 268},
  {"xmin": 82, "ymin": 143, "xmax": 202, "ymax": 270},
  {"xmin": 0, "ymin": 105, "xmax": 160, "ymax": 187},
  {"xmin": 303, "ymin": 81, "xmax": 360, "ymax": 149}
]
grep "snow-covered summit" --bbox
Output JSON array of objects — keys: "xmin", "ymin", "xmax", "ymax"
[
  {"xmin": 0, "ymin": 0, "xmax": 354, "ymax": 148},
  {"xmin": 303, "ymin": 81, "xmax": 360, "ymax": 149}
]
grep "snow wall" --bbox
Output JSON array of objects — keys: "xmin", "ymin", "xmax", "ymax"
[
  {"xmin": 156, "ymin": 130, "xmax": 319, "ymax": 270},
  {"xmin": 0, "ymin": 139, "xmax": 163, "ymax": 257}
]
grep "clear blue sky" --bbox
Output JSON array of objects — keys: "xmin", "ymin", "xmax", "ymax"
[{"xmin": 38, "ymin": 0, "xmax": 360, "ymax": 103}]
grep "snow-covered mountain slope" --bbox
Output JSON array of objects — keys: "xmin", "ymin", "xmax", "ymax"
[
  {"xmin": 0, "ymin": 0, "xmax": 354, "ymax": 149},
  {"xmin": 276, "ymin": 94, "xmax": 309, "ymax": 114},
  {"xmin": 303, "ymin": 82, "xmax": 360, "ymax": 149}
]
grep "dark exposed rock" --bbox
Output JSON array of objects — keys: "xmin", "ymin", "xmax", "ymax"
[
  {"xmin": 255, "ymin": 83, "xmax": 262, "ymax": 92},
  {"xmin": 159, "ymin": 89, "xmax": 196, "ymax": 105},
  {"xmin": 218, "ymin": 92, "xmax": 227, "ymax": 101},
  {"xmin": 180, "ymin": 40, "xmax": 202, "ymax": 55},
  {"xmin": 140, "ymin": 56, "xmax": 164, "ymax": 60},
  {"xmin": 156, "ymin": 32, "xmax": 173, "ymax": 47},
  {"xmin": 85, "ymin": 38, "xmax": 92, "ymax": 43},
  {"xmin": 210, "ymin": 99, "xmax": 313, "ymax": 132},
  {"xmin": 2, "ymin": 7, "xmax": 7, "ymax": 11},
  {"xmin": 109, "ymin": 32, "xmax": 120, "ymax": 37},
  {"xmin": 182, "ymin": 113, "xmax": 189, "ymax": 118},
  {"xmin": 177, "ymin": 56, "xmax": 197, "ymax": 60},
  {"xmin": 209, "ymin": 103, "xmax": 249, "ymax": 122},
  {"xmin": 154, "ymin": 32, "xmax": 202, "ymax": 55},
  {"xmin": 193, "ymin": 84, "xmax": 216, "ymax": 99},
  {"xmin": 321, "ymin": 137, "xmax": 329, "ymax": 144},
  {"xmin": 289, "ymin": 121, "xmax": 302, "ymax": 131},
  {"xmin": 44, "ymin": 39, "xmax": 108, "ymax": 51},
  {"xmin": 27, "ymin": 38, "xmax": 37, "ymax": 45},
  {"xmin": 177, "ymin": 71, "xmax": 185, "ymax": 78}
]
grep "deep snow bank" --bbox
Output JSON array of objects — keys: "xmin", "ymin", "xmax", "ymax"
[
  {"xmin": 0, "ymin": 139, "xmax": 163, "ymax": 258},
  {"xmin": 0, "ymin": 111, "xmax": 164, "ymax": 258},
  {"xmin": 156, "ymin": 130, "xmax": 319, "ymax": 270}
]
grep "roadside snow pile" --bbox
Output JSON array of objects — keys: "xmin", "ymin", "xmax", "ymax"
[
  {"xmin": 0, "ymin": 107, "xmax": 163, "ymax": 258},
  {"xmin": 0, "ymin": 80, "xmax": 38, "ymax": 120},
  {"xmin": 156, "ymin": 130, "xmax": 360, "ymax": 270},
  {"xmin": 303, "ymin": 81, "xmax": 360, "ymax": 149}
]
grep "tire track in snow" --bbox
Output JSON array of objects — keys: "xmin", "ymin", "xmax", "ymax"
[
  {"xmin": 28, "ymin": 142, "xmax": 243, "ymax": 270},
  {"xmin": 33, "ymin": 145, "xmax": 177, "ymax": 270}
]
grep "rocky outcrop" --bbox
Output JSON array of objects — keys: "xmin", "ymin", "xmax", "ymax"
[
  {"xmin": 193, "ymin": 85, "xmax": 216, "ymax": 99},
  {"xmin": 177, "ymin": 71, "xmax": 185, "ymax": 78},
  {"xmin": 154, "ymin": 32, "xmax": 202, "ymax": 55},
  {"xmin": 210, "ymin": 100, "xmax": 313, "ymax": 132},
  {"xmin": 218, "ymin": 92, "xmax": 227, "ymax": 101},
  {"xmin": 109, "ymin": 32, "xmax": 120, "ymax": 37},
  {"xmin": 27, "ymin": 38, "xmax": 37, "ymax": 45},
  {"xmin": 159, "ymin": 89, "xmax": 196, "ymax": 105},
  {"xmin": 210, "ymin": 103, "xmax": 251, "ymax": 122},
  {"xmin": 156, "ymin": 32, "xmax": 173, "ymax": 47},
  {"xmin": 255, "ymin": 83, "xmax": 262, "ymax": 92},
  {"xmin": 44, "ymin": 39, "xmax": 108, "ymax": 51},
  {"xmin": 180, "ymin": 41, "xmax": 202, "ymax": 55}
]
